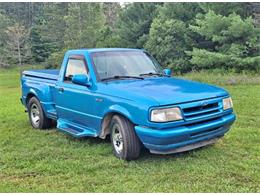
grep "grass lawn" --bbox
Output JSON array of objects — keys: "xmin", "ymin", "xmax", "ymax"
[{"xmin": 0, "ymin": 67, "xmax": 259, "ymax": 192}]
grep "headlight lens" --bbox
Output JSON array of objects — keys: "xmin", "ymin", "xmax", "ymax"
[
  {"xmin": 151, "ymin": 107, "xmax": 183, "ymax": 122},
  {"xmin": 223, "ymin": 97, "xmax": 233, "ymax": 110}
]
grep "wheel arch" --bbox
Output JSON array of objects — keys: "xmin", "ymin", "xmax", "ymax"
[
  {"xmin": 99, "ymin": 111, "xmax": 135, "ymax": 139},
  {"xmin": 25, "ymin": 92, "xmax": 38, "ymax": 105}
]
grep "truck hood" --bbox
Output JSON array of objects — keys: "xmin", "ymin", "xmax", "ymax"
[{"xmin": 102, "ymin": 77, "xmax": 228, "ymax": 106}]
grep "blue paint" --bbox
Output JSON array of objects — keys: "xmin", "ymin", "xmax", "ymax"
[{"xmin": 20, "ymin": 48, "xmax": 236, "ymax": 154}]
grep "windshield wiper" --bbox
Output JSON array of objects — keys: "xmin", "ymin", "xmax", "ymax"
[
  {"xmin": 101, "ymin": 75, "xmax": 144, "ymax": 82},
  {"xmin": 139, "ymin": 72, "xmax": 165, "ymax": 77}
]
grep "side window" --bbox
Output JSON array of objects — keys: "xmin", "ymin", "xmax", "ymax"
[{"xmin": 64, "ymin": 58, "xmax": 88, "ymax": 82}]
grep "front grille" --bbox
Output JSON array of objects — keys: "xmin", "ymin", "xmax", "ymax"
[
  {"xmin": 182, "ymin": 99, "xmax": 222, "ymax": 121},
  {"xmin": 183, "ymin": 102, "xmax": 218, "ymax": 113}
]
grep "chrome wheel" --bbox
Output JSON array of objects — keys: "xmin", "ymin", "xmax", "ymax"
[
  {"xmin": 111, "ymin": 124, "xmax": 123, "ymax": 154},
  {"xmin": 30, "ymin": 103, "xmax": 40, "ymax": 127}
]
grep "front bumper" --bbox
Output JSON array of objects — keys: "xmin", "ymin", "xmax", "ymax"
[{"xmin": 135, "ymin": 113, "xmax": 236, "ymax": 154}]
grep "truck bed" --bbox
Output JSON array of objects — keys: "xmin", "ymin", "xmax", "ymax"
[{"xmin": 23, "ymin": 69, "xmax": 59, "ymax": 80}]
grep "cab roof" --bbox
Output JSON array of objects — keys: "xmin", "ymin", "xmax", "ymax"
[{"xmin": 65, "ymin": 48, "xmax": 144, "ymax": 55}]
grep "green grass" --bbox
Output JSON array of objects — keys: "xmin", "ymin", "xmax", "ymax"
[
  {"xmin": 180, "ymin": 70, "xmax": 260, "ymax": 85},
  {"xmin": 0, "ymin": 67, "xmax": 259, "ymax": 192}
]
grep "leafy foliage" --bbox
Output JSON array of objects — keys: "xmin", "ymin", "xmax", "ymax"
[
  {"xmin": 0, "ymin": 12, "xmax": 13, "ymax": 67},
  {"xmin": 5, "ymin": 23, "xmax": 31, "ymax": 66},
  {"xmin": 38, "ymin": 3, "xmax": 68, "ymax": 53},
  {"xmin": 198, "ymin": 2, "xmax": 253, "ymax": 18},
  {"xmin": 145, "ymin": 18, "xmax": 191, "ymax": 71},
  {"xmin": 145, "ymin": 3, "xmax": 203, "ymax": 72},
  {"xmin": 188, "ymin": 11, "xmax": 260, "ymax": 72},
  {"xmin": 115, "ymin": 3, "xmax": 160, "ymax": 48},
  {"xmin": 64, "ymin": 3, "xmax": 105, "ymax": 49},
  {"xmin": 0, "ymin": 2, "xmax": 258, "ymax": 72},
  {"xmin": 30, "ymin": 27, "xmax": 50, "ymax": 63}
]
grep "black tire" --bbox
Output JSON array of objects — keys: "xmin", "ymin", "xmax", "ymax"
[
  {"xmin": 110, "ymin": 115, "xmax": 141, "ymax": 160},
  {"xmin": 27, "ymin": 97, "xmax": 52, "ymax": 129}
]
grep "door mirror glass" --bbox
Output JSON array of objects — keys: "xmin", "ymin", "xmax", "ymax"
[
  {"xmin": 163, "ymin": 68, "xmax": 172, "ymax": 76},
  {"xmin": 72, "ymin": 74, "xmax": 92, "ymax": 87}
]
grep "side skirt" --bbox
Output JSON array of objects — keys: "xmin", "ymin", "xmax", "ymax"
[{"xmin": 57, "ymin": 118, "xmax": 98, "ymax": 138}]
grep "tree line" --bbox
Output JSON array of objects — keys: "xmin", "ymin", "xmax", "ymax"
[{"xmin": 0, "ymin": 2, "xmax": 259, "ymax": 73}]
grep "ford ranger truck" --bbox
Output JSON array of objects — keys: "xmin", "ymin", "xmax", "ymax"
[{"xmin": 20, "ymin": 48, "xmax": 236, "ymax": 160}]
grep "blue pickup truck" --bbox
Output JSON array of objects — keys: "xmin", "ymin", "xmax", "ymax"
[{"xmin": 21, "ymin": 48, "xmax": 236, "ymax": 160}]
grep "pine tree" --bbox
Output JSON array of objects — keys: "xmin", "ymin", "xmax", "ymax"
[
  {"xmin": 38, "ymin": 3, "xmax": 68, "ymax": 52},
  {"xmin": 145, "ymin": 3, "xmax": 203, "ymax": 72},
  {"xmin": 116, "ymin": 3, "xmax": 161, "ymax": 48},
  {"xmin": 188, "ymin": 11, "xmax": 260, "ymax": 71},
  {"xmin": 30, "ymin": 27, "xmax": 49, "ymax": 63},
  {"xmin": 103, "ymin": 2, "xmax": 120, "ymax": 27},
  {"xmin": 64, "ymin": 3, "xmax": 105, "ymax": 49}
]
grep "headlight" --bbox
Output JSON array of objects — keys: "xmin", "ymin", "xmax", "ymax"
[
  {"xmin": 223, "ymin": 97, "xmax": 233, "ymax": 110},
  {"xmin": 151, "ymin": 107, "xmax": 183, "ymax": 122}
]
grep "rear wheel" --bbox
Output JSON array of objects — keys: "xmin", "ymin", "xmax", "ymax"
[
  {"xmin": 110, "ymin": 115, "xmax": 141, "ymax": 160},
  {"xmin": 27, "ymin": 97, "xmax": 52, "ymax": 129}
]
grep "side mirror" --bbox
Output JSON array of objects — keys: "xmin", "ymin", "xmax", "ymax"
[
  {"xmin": 72, "ymin": 74, "xmax": 92, "ymax": 87},
  {"xmin": 163, "ymin": 68, "xmax": 172, "ymax": 76}
]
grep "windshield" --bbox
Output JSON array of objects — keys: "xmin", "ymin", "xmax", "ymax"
[{"xmin": 91, "ymin": 51, "xmax": 163, "ymax": 81}]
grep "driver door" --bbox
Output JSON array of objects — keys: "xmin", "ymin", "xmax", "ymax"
[{"xmin": 55, "ymin": 55, "xmax": 96, "ymax": 130}]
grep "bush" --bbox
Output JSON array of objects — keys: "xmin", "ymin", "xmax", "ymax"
[
  {"xmin": 189, "ymin": 11, "xmax": 260, "ymax": 72},
  {"xmin": 145, "ymin": 18, "xmax": 193, "ymax": 73},
  {"xmin": 45, "ymin": 49, "xmax": 66, "ymax": 69}
]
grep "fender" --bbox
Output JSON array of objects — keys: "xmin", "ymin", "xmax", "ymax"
[
  {"xmin": 23, "ymin": 79, "xmax": 56, "ymax": 114},
  {"xmin": 27, "ymin": 88, "xmax": 39, "ymax": 100},
  {"xmin": 98, "ymin": 104, "xmax": 137, "ymax": 139},
  {"xmin": 24, "ymin": 82, "xmax": 53, "ymax": 101},
  {"xmin": 104, "ymin": 104, "xmax": 134, "ymax": 123}
]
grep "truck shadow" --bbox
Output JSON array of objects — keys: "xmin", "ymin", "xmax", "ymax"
[
  {"xmin": 64, "ymin": 134, "xmax": 216, "ymax": 161},
  {"xmin": 64, "ymin": 134, "xmax": 111, "ymax": 145},
  {"xmin": 138, "ymin": 145, "xmax": 214, "ymax": 161}
]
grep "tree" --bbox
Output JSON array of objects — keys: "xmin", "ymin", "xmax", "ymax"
[
  {"xmin": 0, "ymin": 3, "xmax": 45, "ymax": 27},
  {"xmin": 0, "ymin": 2, "xmax": 258, "ymax": 72},
  {"xmin": 5, "ymin": 23, "xmax": 30, "ymax": 66},
  {"xmin": 145, "ymin": 3, "xmax": 203, "ymax": 72},
  {"xmin": 96, "ymin": 26, "xmax": 121, "ymax": 48},
  {"xmin": 156, "ymin": 2, "xmax": 202, "ymax": 22},
  {"xmin": 96, "ymin": 3, "xmax": 121, "ymax": 48},
  {"xmin": 102, "ymin": 2, "xmax": 120, "ymax": 28},
  {"xmin": 32, "ymin": 3, "xmax": 68, "ymax": 66},
  {"xmin": 64, "ymin": 3, "xmax": 105, "ymax": 49},
  {"xmin": 116, "ymin": 3, "xmax": 160, "ymax": 48},
  {"xmin": 188, "ymin": 11, "xmax": 260, "ymax": 72},
  {"xmin": 145, "ymin": 19, "xmax": 192, "ymax": 71},
  {"xmin": 0, "ymin": 12, "xmax": 12, "ymax": 67},
  {"xmin": 38, "ymin": 3, "xmax": 68, "ymax": 53},
  {"xmin": 198, "ymin": 2, "xmax": 253, "ymax": 18},
  {"xmin": 30, "ymin": 27, "xmax": 50, "ymax": 63}
]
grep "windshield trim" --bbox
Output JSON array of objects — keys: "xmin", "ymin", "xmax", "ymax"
[{"xmin": 89, "ymin": 50, "xmax": 163, "ymax": 82}]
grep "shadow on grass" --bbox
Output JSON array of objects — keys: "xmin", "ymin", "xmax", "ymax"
[
  {"xmin": 137, "ymin": 144, "xmax": 216, "ymax": 161},
  {"xmin": 59, "ymin": 131, "xmax": 217, "ymax": 162},
  {"xmin": 64, "ymin": 133, "xmax": 110, "ymax": 145}
]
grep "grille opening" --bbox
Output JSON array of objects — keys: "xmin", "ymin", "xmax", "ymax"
[
  {"xmin": 185, "ymin": 109, "xmax": 219, "ymax": 119},
  {"xmin": 185, "ymin": 116, "xmax": 221, "ymax": 127},
  {"xmin": 191, "ymin": 126, "xmax": 222, "ymax": 137},
  {"xmin": 183, "ymin": 102, "xmax": 219, "ymax": 113}
]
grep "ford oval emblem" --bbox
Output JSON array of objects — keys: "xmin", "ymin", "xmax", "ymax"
[{"xmin": 201, "ymin": 101, "xmax": 208, "ymax": 106}]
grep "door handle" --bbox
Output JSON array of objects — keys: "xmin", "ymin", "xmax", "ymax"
[{"xmin": 58, "ymin": 87, "xmax": 64, "ymax": 92}]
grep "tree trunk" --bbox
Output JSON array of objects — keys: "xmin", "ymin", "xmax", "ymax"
[{"xmin": 17, "ymin": 39, "xmax": 22, "ymax": 66}]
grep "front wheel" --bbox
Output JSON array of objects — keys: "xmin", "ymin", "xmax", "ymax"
[{"xmin": 110, "ymin": 115, "xmax": 141, "ymax": 160}]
